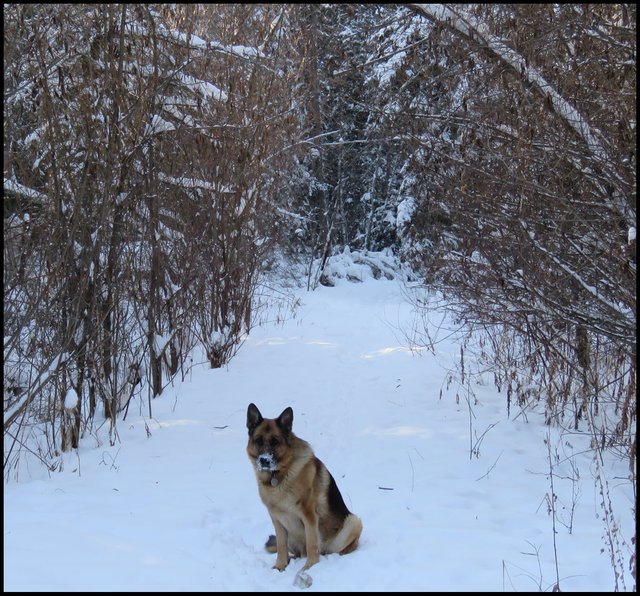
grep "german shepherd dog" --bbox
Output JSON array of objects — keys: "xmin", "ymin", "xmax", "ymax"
[{"xmin": 246, "ymin": 403, "xmax": 362, "ymax": 571}]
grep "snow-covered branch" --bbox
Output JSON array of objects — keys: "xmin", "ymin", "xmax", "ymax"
[{"xmin": 4, "ymin": 178, "xmax": 47, "ymax": 203}]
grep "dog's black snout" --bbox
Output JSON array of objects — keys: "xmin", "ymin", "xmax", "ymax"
[{"xmin": 259, "ymin": 455, "xmax": 270, "ymax": 467}]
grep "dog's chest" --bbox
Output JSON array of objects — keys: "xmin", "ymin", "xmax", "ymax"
[{"xmin": 259, "ymin": 478, "xmax": 299, "ymax": 512}]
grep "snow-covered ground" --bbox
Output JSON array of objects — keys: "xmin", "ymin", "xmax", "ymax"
[{"xmin": 3, "ymin": 266, "xmax": 635, "ymax": 591}]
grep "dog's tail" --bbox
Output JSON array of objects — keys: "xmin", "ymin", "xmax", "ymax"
[
  {"xmin": 265, "ymin": 534, "xmax": 277, "ymax": 553},
  {"xmin": 329, "ymin": 513, "xmax": 363, "ymax": 555}
]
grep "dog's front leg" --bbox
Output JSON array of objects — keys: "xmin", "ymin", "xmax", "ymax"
[
  {"xmin": 302, "ymin": 511, "xmax": 320, "ymax": 570},
  {"xmin": 271, "ymin": 518, "xmax": 290, "ymax": 571}
]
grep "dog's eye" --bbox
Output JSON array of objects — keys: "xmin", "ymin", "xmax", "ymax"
[
  {"xmin": 270, "ymin": 437, "xmax": 279, "ymax": 447},
  {"xmin": 255, "ymin": 437, "xmax": 264, "ymax": 447}
]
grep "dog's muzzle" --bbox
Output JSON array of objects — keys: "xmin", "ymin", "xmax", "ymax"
[{"xmin": 256, "ymin": 453, "xmax": 278, "ymax": 472}]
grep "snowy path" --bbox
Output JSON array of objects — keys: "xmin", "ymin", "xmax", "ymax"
[{"xmin": 4, "ymin": 277, "xmax": 633, "ymax": 591}]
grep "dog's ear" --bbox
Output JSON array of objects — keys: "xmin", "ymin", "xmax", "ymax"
[
  {"xmin": 247, "ymin": 403, "xmax": 263, "ymax": 435},
  {"xmin": 276, "ymin": 406, "xmax": 294, "ymax": 435}
]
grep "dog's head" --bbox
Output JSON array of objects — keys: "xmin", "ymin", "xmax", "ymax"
[{"xmin": 246, "ymin": 403, "xmax": 293, "ymax": 474}]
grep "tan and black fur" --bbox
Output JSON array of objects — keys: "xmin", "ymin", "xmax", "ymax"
[{"xmin": 246, "ymin": 403, "xmax": 363, "ymax": 571}]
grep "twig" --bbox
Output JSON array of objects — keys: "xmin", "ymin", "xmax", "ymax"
[
  {"xmin": 475, "ymin": 450, "xmax": 503, "ymax": 481},
  {"xmin": 545, "ymin": 430, "xmax": 562, "ymax": 591}
]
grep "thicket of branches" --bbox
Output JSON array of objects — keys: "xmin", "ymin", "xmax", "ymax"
[
  {"xmin": 4, "ymin": 4, "xmax": 304, "ymax": 469},
  {"xmin": 398, "ymin": 3, "xmax": 635, "ymax": 457}
]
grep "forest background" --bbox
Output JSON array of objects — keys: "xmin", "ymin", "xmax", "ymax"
[{"xmin": 3, "ymin": 4, "xmax": 636, "ymax": 589}]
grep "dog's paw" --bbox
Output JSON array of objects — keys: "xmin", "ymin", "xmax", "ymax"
[
  {"xmin": 294, "ymin": 570, "xmax": 313, "ymax": 589},
  {"xmin": 273, "ymin": 558, "xmax": 289, "ymax": 572}
]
